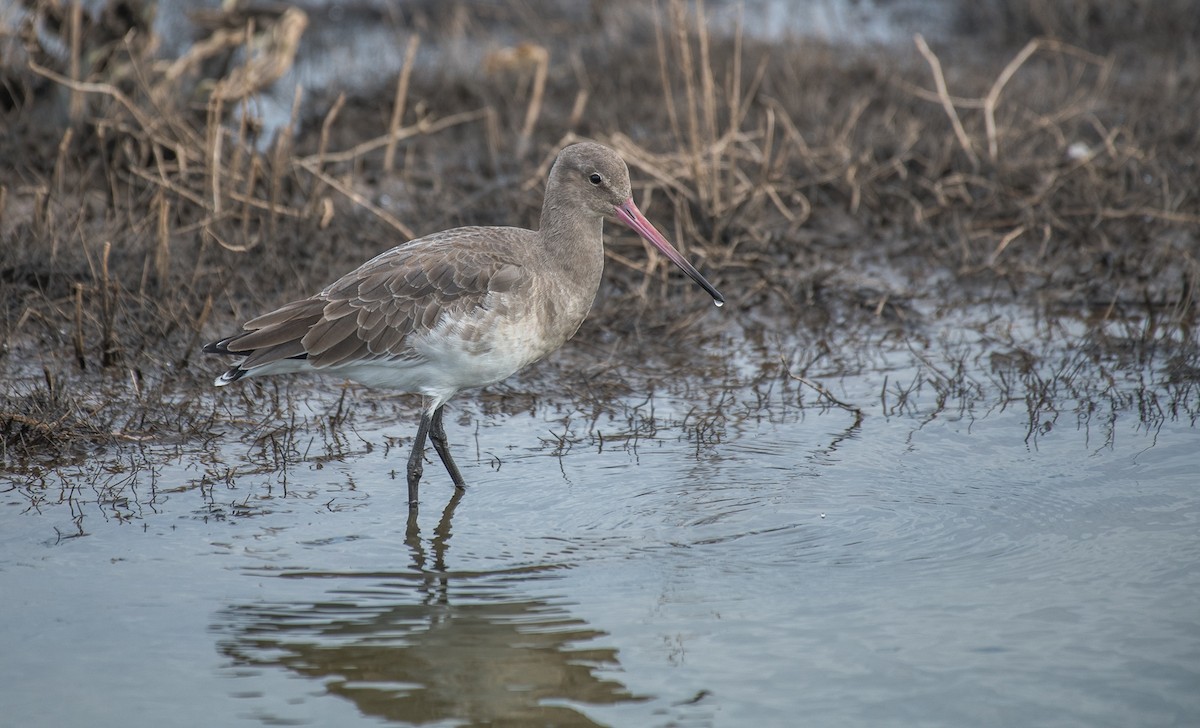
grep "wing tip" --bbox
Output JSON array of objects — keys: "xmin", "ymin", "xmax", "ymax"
[
  {"xmin": 213, "ymin": 367, "xmax": 247, "ymax": 387},
  {"xmin": 203, "ymin": 337, "xmax": 237, "ymax": 356},
  {"xmin": 206, "ymin": 335, "xmax": 246, "ymax": 386}
]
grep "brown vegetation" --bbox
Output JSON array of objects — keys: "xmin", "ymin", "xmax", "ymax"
[{"xmin": 2, "ymin": 0, "xmax": 1197, "ymax": 463}]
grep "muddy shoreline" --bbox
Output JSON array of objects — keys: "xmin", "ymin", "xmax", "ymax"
[{"xmin": 2, "ymin": 0, "xmax": 1197, "ymax": 466}]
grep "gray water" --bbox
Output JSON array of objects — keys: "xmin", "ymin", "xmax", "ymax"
[{"xmin": 3, "ymin": 304, "xmax": 1198, "ymax": 727}]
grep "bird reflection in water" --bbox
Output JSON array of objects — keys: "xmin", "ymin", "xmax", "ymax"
[{"xmin": 214, "ymin": 492, "xmax": 643, "ymax": 725}]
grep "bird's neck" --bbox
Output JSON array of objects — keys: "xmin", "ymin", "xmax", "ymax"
[{"xmin": 537, "ymin": 200, "xmax": 606, "ymax": 287}]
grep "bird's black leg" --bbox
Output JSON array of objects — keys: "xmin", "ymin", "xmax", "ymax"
[
  {"xmin": 428, "ymin": 404, "xmax": 467, "ymax": 490},
  {"xmin": 407, "ymin": 410, "xmax": 433, "ymax": 507}
]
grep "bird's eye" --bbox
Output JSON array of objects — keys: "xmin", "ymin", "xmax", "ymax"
[{"xmin": 588, "ymin": 173, "xmax": 603, "ymax": 185}]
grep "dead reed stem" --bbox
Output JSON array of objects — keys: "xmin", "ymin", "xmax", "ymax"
[
  {"xmin": 670, "ymin": 0, "xmax": 706, "ymax": 209},
  {"xmin": 126, "ymin": 165, "xmax": 302, "ymax": 219},
  {"xmin": 51, "ymin": 127, "xmax": 73, "ymax": 207},
  {"xmin": 207, "ymin": 96, "xmax": 225, "ymax": 214},
  {"xmin": 68, "ymin": 0, "xmax": 83, "ymax": 123},
  {"xmin": 914, "ymin": 34, "xmax": 979, "ymax": 169},
  {"xmin": 300, "ymin": 108, "xmax": 489, "ymax": 166},
  {"xmin": 695, "ymin": 0, "xmax": 720, "ymax": 215},
  {"xmin": 384, "ymin": 35, "xmax": 421, "ymax": 173},
  {"xmin": 728, "ymin": 7, "xmax": 743, "ymax": 139},
  {"xmin": 73, "ymin": 283, "xmax": 86, "ymax": 370},
  {"xmin": 155, "ymin": 191, "xmax": 170, "ymax": 285},
  {"xmin": 100, "ymin": 241, "xmax": 116, "ymax": 367},
  {"xmin": 983, "ymin": 40, "xmax": 1039, "ymax": 162},
  {"xmin": 653, "ymin": 1, "xmax": 683, "ymax": 144},
  {"xmin": 178, "ymin": 294, "xmax": 214, "ymax": 370},
  {"xmin": 308, "ymin": 93, "xmax": 347, "ymax": 217},
  {"xmin": 240, "ymin": 157, "xmax": 260, "ymax": 242},
  {"xmin": 269, "ymin": 84, "xmax": 305, "ymax": 237},
  {"xmin": 568, "ymin": 89, "xmax": 589, "ymax": 129},
  {"xmin": 296, "ymin": 159, "xmax": 416, "ymax": 239},
  {"xmin": 229, "ymin": 102, "xmax": 249, "ymax": 191},
  {"xmin": 516, "ymin": 44, "xmax": 549, "ymax": 160}
]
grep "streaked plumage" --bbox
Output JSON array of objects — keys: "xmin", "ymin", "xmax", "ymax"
[{"xmin": 205, "ymin": 142, "xmax": 723, "ymax": 507}]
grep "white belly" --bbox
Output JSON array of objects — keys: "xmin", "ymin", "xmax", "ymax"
[{"xmin": 315, "ymin": 294, "xmax": 582, "ymax": 406}]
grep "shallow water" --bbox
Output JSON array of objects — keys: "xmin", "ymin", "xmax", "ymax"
[{"xmin": 3, "ymin": 305, "xmax": 1198, "ymax": 727}]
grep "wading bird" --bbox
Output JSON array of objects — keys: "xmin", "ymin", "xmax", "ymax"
[{"xmin": 205, "ymin": 142, "xmax": 723, "ymax": 506}]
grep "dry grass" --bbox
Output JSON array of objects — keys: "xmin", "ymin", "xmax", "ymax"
[{"xmin": 1, "ymin": 0, "xmax": 1197, "ymax": 463}]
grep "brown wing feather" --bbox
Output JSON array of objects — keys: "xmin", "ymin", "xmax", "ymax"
[
  {"xmin": 241, "ymin": 339, "xmax": 308, "ymax": 368},
  {"xmin": 221, "ymin": 299, "xmax": 325, "ymax": 352},
  {"xmin": 210, "ymin": 227, "xmax": 536, "ymax": 375}
]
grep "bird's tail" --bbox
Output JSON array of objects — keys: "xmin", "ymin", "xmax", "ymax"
[
  {"xmin": 213, "ymin": 367, "xmax": 248, "ymax": 387},
  {"xmin": 204, "ymin": 337, "xmax": 250, "ymax": 386}
]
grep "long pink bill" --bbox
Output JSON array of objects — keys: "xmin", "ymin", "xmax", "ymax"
[{"xmin": 614, "ymin": 198, "xmax": 724, "ymax": 306}]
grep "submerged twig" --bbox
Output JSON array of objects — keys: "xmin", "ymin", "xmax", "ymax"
[{"xmin": 782, "ymin": 358, "xmax": 865, "ymax": 422}]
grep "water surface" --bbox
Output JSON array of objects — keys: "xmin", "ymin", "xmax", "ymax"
[{"xmin": 3, "ymin": 304, "xmax": 1197, "ymax": 727}]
